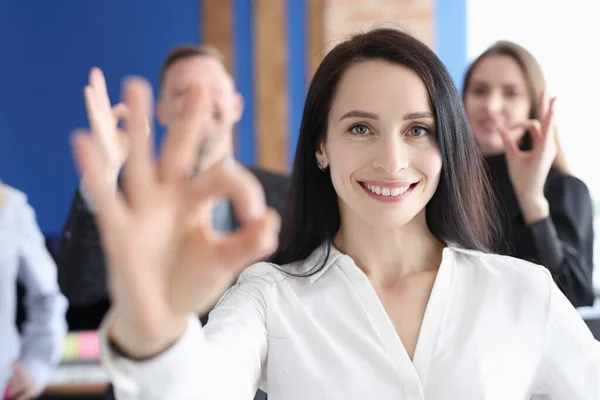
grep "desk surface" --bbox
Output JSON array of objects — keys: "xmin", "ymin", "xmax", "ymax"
[
  {"xmin": 44, "ymin": 362, "xmax": 109, "ymax": 396},
  {"xmin": 44, "ymin": 383, "xmax": 108, "ymax": 395}
]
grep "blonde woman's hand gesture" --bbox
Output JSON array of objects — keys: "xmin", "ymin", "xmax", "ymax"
[{"xmin": 500, "ymin": 90, "xmax": 557, "ymax": 224}]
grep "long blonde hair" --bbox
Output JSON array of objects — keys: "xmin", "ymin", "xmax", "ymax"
[{"xmin": 462, "ymin": 41, "xmax": 570, "ymax": 174}]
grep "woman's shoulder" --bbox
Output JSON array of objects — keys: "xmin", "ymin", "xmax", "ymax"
[
  {"xmin": 235, "ymin": 261, "xmax": 297, "ymax": 294},
  {"xmin": 238, "ymin": 261, "xmax": 285, "ymax": 281},
  {"xmin": 450, "ymin": 247, "xmax": 549, "ymax": 272},
  {"xmin": 236, "ymin": 245, "xmax": 333, "ymax": 287},
  {"xmin": 448, "ymin": 247, "xmax": 553, "ymax": 291}
]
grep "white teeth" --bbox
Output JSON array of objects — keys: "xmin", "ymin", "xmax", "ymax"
[{"xmin": 364, "ymin": 183, "xmax": 411, "ymax": 197}]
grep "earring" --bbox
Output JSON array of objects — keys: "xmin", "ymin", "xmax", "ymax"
[{"xmin": 317, "ymin": 160, "xmax": 325, "ymax": 171}]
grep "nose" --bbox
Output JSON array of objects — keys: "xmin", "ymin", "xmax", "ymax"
[
  {"xmin": 483, "ymin": 91, "xmax": 503, "ymax": 115},
  {"xmin": 371, "ymin": 133, "xmax": 410, "ymax": 174}
]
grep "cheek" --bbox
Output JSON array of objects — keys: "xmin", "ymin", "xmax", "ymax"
[
  {"xmin": 464, "ymin": 95, "xmax": 482, "ymax": 116},
  {"xmin": 325, "ymin": 141, "xmax": 364, "ymax": 192},
  {"xmin": 168, "ymin": 99, "xmax": 185, "ymax": 119},
  {"xmin": 415, "ymin": 147, "xmax": 443, "ymax": 184},
  {"xmin": 328, "ymin": 148, "xmax": 356, "ymax": 181},
  {"xmin": 505, "ymin": 99, "xmax": 531, "ymax": 122}
]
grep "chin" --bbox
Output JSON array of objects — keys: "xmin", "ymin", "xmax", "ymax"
[
  {"xmin": 475, "ymin": 137, "xmax": 504, "ymax": 155},
  {"xmin": 363, "ymin": 211, "xmax": 420, "ymax": 231}
]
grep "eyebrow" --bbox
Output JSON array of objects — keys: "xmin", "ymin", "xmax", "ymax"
[
  {"xmin": 471, "ymin": 80, "xmax": 522, "ymax": 89},
  {"xmin": 338, "ymin": 110, "xmax": 433, "ymax": 122},
  {"xmin": 403, "ymin": 111, "xmax": 434, "ymax": 120}
]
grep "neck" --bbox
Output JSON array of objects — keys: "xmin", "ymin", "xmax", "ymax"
[{"xmin": 334, "ymin": 211, "xmax": 445, "ymax": 288}]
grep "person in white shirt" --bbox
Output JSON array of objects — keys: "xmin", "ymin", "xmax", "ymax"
[
  {"xmin": 71, "ymin": 27, "xmax": 600, "ymax": 400},
  {"xmin": 0, "ymin": 183, "xmax": 68, "ymax": 399}
]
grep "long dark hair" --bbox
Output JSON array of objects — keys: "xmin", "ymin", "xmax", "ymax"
[{"xmin": 271, "ymin": 27, "xmax": 500, "ymax": 270}]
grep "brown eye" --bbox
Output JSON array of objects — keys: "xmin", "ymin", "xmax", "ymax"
[
  {"xmin": 470, "ymin": 86, "xmax": 487, "ymax": 96},
  {"xmin": 504, "ymin": 90, "xmax": 520, "ymax": 98}
]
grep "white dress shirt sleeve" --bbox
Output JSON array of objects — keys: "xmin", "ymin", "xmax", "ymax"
[
  {"xmin": 99, "ymin": 264, "xmax": 272, "ymax": 400},
  {"xmin": 533, "ymin": 273, "xmax": 600, "ymax": 399},
  {"xmin": 16, "ymin": 194, "xmax": 68, "ymax": 390}
]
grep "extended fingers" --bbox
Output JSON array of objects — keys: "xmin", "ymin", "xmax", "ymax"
[
  {"xmin": 159, "ymin": 84, "xmax": 215, "ymax": 182},
  {"xmin": 120, "ymin": 78, "xmax": 155, "ymax": 204}
]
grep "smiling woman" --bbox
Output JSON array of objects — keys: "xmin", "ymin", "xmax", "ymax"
[
  {"xmin": 78, "ymin": 27, "xmax": 600, "ymax": 399},
  {"xmin": 273, "ymin": 29, "xmax": 499, "ymax": 271},
  {"xmin": 319, "ymin": 61, "xmax": 443, "ymax": 237}
]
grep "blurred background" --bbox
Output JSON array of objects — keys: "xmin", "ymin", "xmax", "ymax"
[
  {"xmin": 2, "ymin": 0, "xmax": 598, "ymax": 299},
  {"xmin": 1, "ymin": 1, "xmax": 599, "ymax": 398},
  {"xmin": 1, "ymin": 0, "xmax": 597, "ymax": 238}
]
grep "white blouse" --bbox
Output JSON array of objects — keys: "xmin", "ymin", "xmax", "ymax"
[{"xmin": 99, "ymin": 245, "xmax": 600, "ymax": 400}]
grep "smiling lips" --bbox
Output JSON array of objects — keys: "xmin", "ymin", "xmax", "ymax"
[{"xmin": 359, "ymin": 180, "xmax": 418, "ymax": 202}]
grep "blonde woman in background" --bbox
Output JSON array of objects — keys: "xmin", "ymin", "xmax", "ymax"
[
  {"xmin": 463, "ymin": 41, "xmax": 596, "ymax": 308},
  {"xmin": 0, "ymin": 182, "xmax": 67, "ymax": 400}
]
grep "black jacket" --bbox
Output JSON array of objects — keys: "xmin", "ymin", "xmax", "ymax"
[{"xmin": 485, "ymin": 154, "xmax": 596, "ymax": 308}]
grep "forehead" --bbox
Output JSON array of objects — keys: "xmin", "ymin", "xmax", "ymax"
[
  {"xmin": 470, "ymin": 55, "xmax": 527, "ymax": 86},
  {"xmin": 330, "ymin": 60, "xmax": 431, "ymax": 119},
  {"xmin": 163, "ymin": 55, "xmax": 232, "ymax": 91}
]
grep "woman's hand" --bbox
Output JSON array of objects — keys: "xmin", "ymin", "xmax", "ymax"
[
  {"xmin": 82, "ymin": 68, "xmax": 135, "ymax": 186},
  {"xmin": 6, "ymin": 362, "xmax": 40, "ymax": 400},
  {"xmin": 500, "ymin": 90, "xmax": 557, "ymax": 225},
  {"xmin": 71, "ymin": 77, "xmax": 280, "ymax": 358}
]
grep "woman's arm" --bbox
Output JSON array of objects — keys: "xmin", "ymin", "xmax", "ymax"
[
  {"xmin": 532, "ymin": 271, "xmax": 600, "ymax": 398},
  {"xmin": 523, "ymin": 175, "xmax": 595, "ymax": 307},
  {"xmin": 100, "ymin": 265, "xmax": 272, "ymax": 400}
]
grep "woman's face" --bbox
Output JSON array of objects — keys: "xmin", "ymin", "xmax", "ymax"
[
  {"xmin": 317, "ymin": 60, "xmax": 442, "ymax": 231},
  {"xmin": 464, "ymin": 55, "xmax": 532, "ymax": 155}
]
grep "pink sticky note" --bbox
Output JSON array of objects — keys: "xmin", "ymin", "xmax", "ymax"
[{"xmin": 78, "ymin": 331, "xmax": 100, "ymax": 360}]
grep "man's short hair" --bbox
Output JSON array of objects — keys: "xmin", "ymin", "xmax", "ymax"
[{"xmin": 159, "ymin": 44, "xmax": 226, "ymax": 89}]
